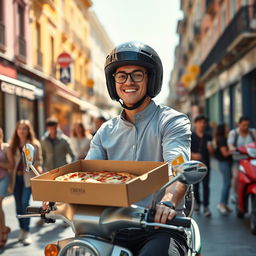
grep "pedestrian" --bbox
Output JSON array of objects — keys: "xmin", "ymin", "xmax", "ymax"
[
  {"xmin": 214, "ymin": 123, "xmax": 233, "ymax": 215},
  {"xmin": 227, "ymin": 116, "xmax": 256, "ymax": 202},
  {"xmin": 86, "ymin": 41, "xmax": 191, "ymax": 255},
  {"xmin": 191, "ymin": 114, "xmax": 214, "ymax": 217},
  {"xmin": 8, "ymin": 120, "xmax": 43, "ymax": 245},
  {"xmin": 41, "ymin": 117, "xmax": 75, "ymax": 171},
  {"xmin": 71, "ymin": 121, "xmax": 92, "ymax": 160},
  {"xmin": 0, "ymin": 128, "xmax": 13, "ymax": 248},
  {"xmin": 92, "ymin": 115, "xmax": 107, "ymax": 136}
]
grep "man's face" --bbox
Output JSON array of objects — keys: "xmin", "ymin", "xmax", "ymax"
[
  {"xmin": 114, "ymin": 65, "xmax": 148, "ymax": 107},
  {"xmin": 194, "ymin": 119, "xmax": 207, "ymax": 132},
  {"xmin": 47, "ymin": 125, "xmax": 57, "ymax": 139},
  {"xmin": 239, "ymin": 120, "xmax": 250, "ymax": 133}
]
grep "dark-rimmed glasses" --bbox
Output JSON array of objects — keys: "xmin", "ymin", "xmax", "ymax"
[{"xmin": 112, "ymin": 70, "xmax": 147, "ymax": 84}]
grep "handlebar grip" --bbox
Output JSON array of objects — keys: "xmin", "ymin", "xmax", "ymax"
[
  {"xmin": 147, "ymin": 208, "xmax": 191, "ymax": 228},
  {"xmin": 26, "ymin": 206, "xmax": 43, "ymax": 214},
  {"xmin": 166, "ymin": 216, "xmax": 191, "ymax": 228}
]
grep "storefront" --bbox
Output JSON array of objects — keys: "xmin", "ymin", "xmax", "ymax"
[{"xmin": 0, "ymin": 74, "xmax": 43, "ymax": 141}]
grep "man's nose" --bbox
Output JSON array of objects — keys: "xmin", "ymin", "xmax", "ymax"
[{"xmin": 125, "ymin": 74, "xmax": 135, "ymax": 84}]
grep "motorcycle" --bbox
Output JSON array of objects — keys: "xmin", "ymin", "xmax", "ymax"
[
  {"xmin": 232, "ymin": 141, "xmax": 256, "ymax": 235},
  {"xmin": 19, "ymin": 144, "xmax": 207, "ymax": 256}
]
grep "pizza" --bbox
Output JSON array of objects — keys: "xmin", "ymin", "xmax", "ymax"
[{"xmin": 55, "ymin": 171, "xmax": 136, "ymax": 184}]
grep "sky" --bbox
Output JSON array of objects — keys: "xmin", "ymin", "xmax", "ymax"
[{"xmin": 91, "ymin": 0, "xmax": 183, "ymax": 104}]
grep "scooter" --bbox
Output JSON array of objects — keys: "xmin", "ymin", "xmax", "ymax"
[
  {"xmin": 233, "ymin": 142, "xmax": 256, "ymax": 235},
  {"xmin": 19, "ymin": 144, "xmax": 207, "ymax": 256}
]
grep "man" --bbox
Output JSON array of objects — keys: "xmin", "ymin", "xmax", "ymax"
[
  {"xmin": 86, "ymin": 42, "xmax": 191, "ymax": 256},
  {"xmin": 227, "ymin": 116, "xmax": 256, "ymax": 201},
  {"xmin": 92, "ymin": 115, "xmax": 107, "ymax": 136},
  {"xmin": 41, "ymin": 117, "xmax": 75, "ymax": 172},
  {"xmin": 191, "ymin": 115, "xmax": 213, "ymax": 217}
]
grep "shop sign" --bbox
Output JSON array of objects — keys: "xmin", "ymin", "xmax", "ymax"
[
  {"xmin": 1, "ymin": 81, "xmax": 35, "ymax": 100},
  {"xmin": 60, "ymin": 67, "xmax": 71, "ymax": 84}
]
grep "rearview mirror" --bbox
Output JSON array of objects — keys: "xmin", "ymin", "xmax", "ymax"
[
  {"xmin": 173, "ymin": 160, "xmax": 208, "ymax": 185},
  {"xmin": 22, "ymin": 144, "xmax": 40, "ymax": 176}
]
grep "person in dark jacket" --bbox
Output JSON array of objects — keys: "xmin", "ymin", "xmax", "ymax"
[
  {"xmin": 191, "ymin": 114, "xmax": 214, "ymax": 217},
  {"xmin": 41, "ymin": 117, "xmax": 75, "ymax": 171}
]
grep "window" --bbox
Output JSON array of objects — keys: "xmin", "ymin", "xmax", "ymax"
[
  {"xmin": 0, "ymin": 0, "xmax": 4, "ymax": 46},
  {"xmin": 50, "ymin": 36, "xmax": 55, "ymax": 76},
  {"xmin": 17, "ymin": 3, "xmax": 26, "ymax": 57},
  {"xmin": 230, "ymin": 0, "xmax": 237, "ymax": 19},
  {"xmin": 221, "ymin": 5, "xmax": 227, "ymax": 33},
  {"xmin": 36, "ymin": 23, "xmax": 42, "ymax": 67},
  {"xmin": 18, "ymin": 4, "xmax": 25, "ymax": 37}
]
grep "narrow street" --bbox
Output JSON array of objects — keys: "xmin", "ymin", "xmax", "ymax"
[
  {"xmin": 194, "ymin": 158, "xmax": 256, "ymax": 256},
  {"xmin": 1, "ymin": 158, "xmax": 255, "ymax": 256}
]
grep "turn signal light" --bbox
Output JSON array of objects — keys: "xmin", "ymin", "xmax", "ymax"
[{"xmin": 45, "ymin": 243, "xmax": 59, "ymax": 256}]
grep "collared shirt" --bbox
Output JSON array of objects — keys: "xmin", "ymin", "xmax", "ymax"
[
  {"xmin": 86, "ymin": 100, "xmax": 191, "ymax": 175},
  {"xmin": 86, "ymin": 100, "xmax": 191, "ymax": 210}
]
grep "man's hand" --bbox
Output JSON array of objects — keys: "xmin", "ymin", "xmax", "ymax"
[{"xmin": 154, "ymin": 203, "xmax": 176, "ymax": 229}]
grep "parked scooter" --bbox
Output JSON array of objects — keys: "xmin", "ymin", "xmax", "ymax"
[
  {"xmin": 19, "ymin": 144, "xmax": 207, "ymax": 256},
  {"xmin": 233, "ymin": 142, "xmax": 256, "ymax": 235}
]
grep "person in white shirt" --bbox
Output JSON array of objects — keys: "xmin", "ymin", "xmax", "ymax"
[{"xmin": 227, "ymin": 116, "xmax": 256, "ymax": 201}]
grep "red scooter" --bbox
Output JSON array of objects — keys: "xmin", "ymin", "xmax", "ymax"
[{"xmin": 234, "ymin": 142, "xmax": 256, "ymax": 234}]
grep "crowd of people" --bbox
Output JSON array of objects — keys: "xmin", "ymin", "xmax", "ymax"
[
  {"xmin": 191, "ymin": 115, "xmax": 256, "ymax": 217},
  {"xmin": 0, "ymin": 115, "xmax": 106, "ymax": 247}
]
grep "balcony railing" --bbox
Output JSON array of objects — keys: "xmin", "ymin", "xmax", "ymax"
[
  {"xmin": 0, "ymin": 22, "xmax": 5, "ymax": 48},
  {"xmin": 200, "ymin": 5, "xmax": 256, "ymax": 78},
  {"xmin": 18, "ymin": 36, "xmax": 26, "ymax": 58}
]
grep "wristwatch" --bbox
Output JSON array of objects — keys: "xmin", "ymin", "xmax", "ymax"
[{"xmin": 160, "ymin": 201, "xmax": 175, "ymax": 210}]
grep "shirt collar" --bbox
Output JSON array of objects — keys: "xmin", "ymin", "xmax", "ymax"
[{"xmin": 120, "ymin": 100, "xmax": 157, "ymax": 122}]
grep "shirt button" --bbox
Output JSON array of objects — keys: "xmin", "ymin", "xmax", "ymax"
[{"xmin": 133, "ymin": 145, "xmax": 136, "ymax": 149}]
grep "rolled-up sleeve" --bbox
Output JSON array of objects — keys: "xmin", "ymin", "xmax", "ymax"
[
  {"xmin": 161, "ymin": 114, "xmax": 191, "ymax": 174},
  {"xmin": 86, "ymin": 132, "xmax": 107, "ymax": 160}
]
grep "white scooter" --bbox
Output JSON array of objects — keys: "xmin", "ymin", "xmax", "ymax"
[{"xmin": 19, "ymin": 144, "xmax": 207, "ymax": 256}]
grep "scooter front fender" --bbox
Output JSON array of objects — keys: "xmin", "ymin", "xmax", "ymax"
[{"xmin": 246, "ymin": 184, "xmax": 256, "ymax": 195}]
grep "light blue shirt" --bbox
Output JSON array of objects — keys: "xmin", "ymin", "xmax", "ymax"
[
  {"xmin": 86, "ymin": 100, "xmax": 191, "ymax": 175},
  {"xmin": 86, "ymin": 100, "xmax": 191, "ymax": 210}
]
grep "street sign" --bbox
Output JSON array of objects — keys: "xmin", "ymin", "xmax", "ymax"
[
  {"xmin": 60, "ymin": 67, "xmax": 71, "ymax": 84},
  {"xmin": 57, "ymin": 52, "xmax": 72, "ymax": 68}
]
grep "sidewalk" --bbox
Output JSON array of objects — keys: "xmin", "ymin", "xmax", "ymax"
[{"xmin": 1, "ymin": 195, "xmax": 73, "ymax": 256}]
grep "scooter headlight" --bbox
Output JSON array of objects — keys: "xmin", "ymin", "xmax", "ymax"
[
  {"xmin": 59, "ymin": 241, "xmax": 98, "ymax": 256},
  {"xmin": 247, "ymin": 148, "xmax": 256, "ymax": 158}
]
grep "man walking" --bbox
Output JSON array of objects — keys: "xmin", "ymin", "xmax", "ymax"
[{"xmin": 191, "ymin": 114, "xmax": 214, "ymax": 217}]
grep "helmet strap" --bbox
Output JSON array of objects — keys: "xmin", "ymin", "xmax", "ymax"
[{"xmin": 118, "ymin": 94, "xmax": 148, "ymax": 110}]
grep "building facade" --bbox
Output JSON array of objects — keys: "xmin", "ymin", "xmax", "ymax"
[
  {"xmin": 169, "ymin": 0, "xmax": 256, "ymax": 128},
  {"xmin": 0, "ymin": 0, "xmax": 116, "ymax": 140}
]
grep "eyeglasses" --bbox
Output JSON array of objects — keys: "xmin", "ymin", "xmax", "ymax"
[{"xmin": 112, "ymin": 70, "xmax": 147, "ymax": 84}]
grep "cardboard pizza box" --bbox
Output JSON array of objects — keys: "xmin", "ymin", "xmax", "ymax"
[{"xmin": 30, "ymin": 160, "xmax": 168, "ymax": 207}]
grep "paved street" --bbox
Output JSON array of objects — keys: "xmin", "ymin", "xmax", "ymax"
[
  {"xmin": 0, "ymin": 158, "xmax": 256, "ymax": 256},
  {"xmin": 194, "ymin": 158, "xmax": 256, "ymax": 256}
]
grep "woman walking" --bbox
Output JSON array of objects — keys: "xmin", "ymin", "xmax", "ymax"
[
  {"xmin": 71, "ymin": 121, "xmax": 92, "ymax": 160},
  {"xmin": 0, "ymin": 128, "xmax": 13, "ymax": 247},
  {"xmin": 9, "ymin": 120, "xmax": 43, "ymax": 245},
  {"xmin": 214, "ymin": 123, "xmax": 233, "ymax": 215}
]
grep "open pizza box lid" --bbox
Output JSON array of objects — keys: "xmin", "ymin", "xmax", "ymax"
[{"xmin": 31, "ymin": 160, "xmax": 169, "ymax": 207}]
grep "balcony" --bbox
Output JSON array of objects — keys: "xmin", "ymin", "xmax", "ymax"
[
  {"xmin": 18, "ymin": 36, "xmax": 26, "ymax": 58},
  {"xmin": 0, "ymin": 22, "xmax": 5, "ymax": 49},
  {"xmin": 200, "ymin": 5, "xmax": 256, "ymax": 79}
]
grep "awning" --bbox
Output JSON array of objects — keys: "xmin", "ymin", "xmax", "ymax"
[{"xmin": 0, "ymin": 74, "xmax": 44, "ymax": 100}]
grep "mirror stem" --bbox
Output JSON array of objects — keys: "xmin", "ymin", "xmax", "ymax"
[
  {"xmin": 151, "ymin": 173, "xmax": 184, "ymax": 210},
  {"xmin": 29, "ymin": 165, "xmax": 40, "ymax": 176}
]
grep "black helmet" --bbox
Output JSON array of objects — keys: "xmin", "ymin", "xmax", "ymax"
[{"xmin": 104, "ymin": 41, "xmax": 163, "ymax": 101}]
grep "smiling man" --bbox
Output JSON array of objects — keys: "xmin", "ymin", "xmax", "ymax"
[{"xmin": 86, "ymin": 41, "xmax": 191, "ymax": 256}]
